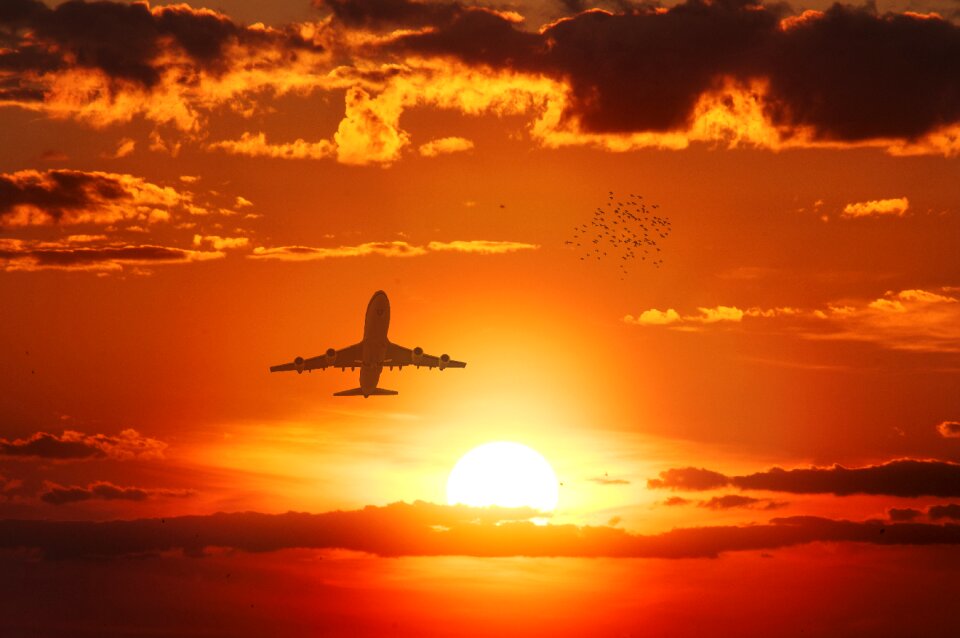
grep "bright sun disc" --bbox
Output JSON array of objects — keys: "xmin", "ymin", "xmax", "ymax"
[{"xmin": 446, "ymin": 442, "xmax": 559, "ymax": 512}]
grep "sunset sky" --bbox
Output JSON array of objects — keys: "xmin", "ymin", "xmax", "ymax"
[{"xmin": 2, "ymin": 0, "xmax": 960, "ymax": 635}]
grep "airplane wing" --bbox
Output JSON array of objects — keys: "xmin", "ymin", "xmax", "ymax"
[
  {"xmin": 385, "ymin": 342, "xmax": 466, "ymax": 369},
  {"xmin": 270, "ymin": 342, "xmax": 364, "ymax": 373}
]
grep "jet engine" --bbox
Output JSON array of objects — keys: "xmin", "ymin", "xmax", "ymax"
[
  {"xmin": 439, "ymin": 354, "xmax": 450, "ymax": 370},
  {"xmin": 294, "ymin": 356, "xmax": 305, "ymax": 374},
  {"xmin": 325, "ymin": 348, "xmax": 336, "ymax": 364},
  {"xmin": 411, "ymin": 346, "xmax": 424, "ymax": 366}
]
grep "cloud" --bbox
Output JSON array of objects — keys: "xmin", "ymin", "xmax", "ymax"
[
  {"xmin": 5, "ymin": 1, "xmax": 960, "ymax": 159},
  {"xmin": 366, "ymin": 0, "xmax": 960, "ymax": 156},
  {"xmin": 937, "ymin": 421, "xmax": 960, "ymax": 438},
  {"xmin": 40, "ymin": 481, "xmax": 194, "ymax": 506},
  {"xmin": 250, "ymin": 241, "xmax": 426, "ymax": 260},
  {"xmin": 2, "ymin": 501, "xmax": 959, "ymax": 560},
  {"xmin": 192, "ymin": 235, "xmax": 250, "ymax": 250},
  {"xmin": 0, "ymin": 429, "xmax": 167, "ymax": 461},
  {"xmin": 208, "ymin": 132, "xmax": 336, "ymax": 160},
  {"xmin": 662, "ymin": 496, "xmax": 691, "ymax": 506},
  {"xmin": 334, "ymin": 85, "xmax": 410, "ymax": 165},
  {"xmin": 316, "ymin": 0, "xmax": 465, "ymax": 30},
  {"xmin": 888, "ymin": 508, "xmax": 923, "ymax": 522},
  {"xmin": 624, "ymin": 306, "xmax": 746, "ymax": 326},
  {"xmin": 103, "ymin": 137, "xmax": 136, "ymax": 159},
  {"xmin": 249, "ymin": 239, "xmax": 537, "ymax": 261},
  {"xmin": 589, "ymin": 476, "xmax": 630, "ymax": 485},
  {"xmin": 647, "ymin": 459, "xmax": 960, "ymax": 498},
  {"xmin": 624, "ymin": 308, "xmax": 681, "ymax": 326},
  {"xmin": 0, "ymin": 0, "xmax": 328, "ymax": 130},
  {"xmin": 842, "ymin": 197, "xmax": 909, "ymax": 218},
  {"xmin": 0, "ymin": 473, "xmax": 24, "ymax": 496},
  {"xmin": 419, "ymin": 136, "xmax": 474, "ymax": 157},
  {"xmin": 626, "ymin": 288, "xmax": 960, "ymax": 353},
  {"xmin": 693, "ymin": 306, "xmax": 744, "ymax": 324},
  {"xmin": 647, "ymin": 467, "xmax": 729, "ymax": 491},
  {"xmin": 0, "ymin": 238, "xmax": 225, "ymax": 272},
  {"xmin": 0, "ymin": 169, "xmax": 196, "ymax": 227},
  {"xmin": 810, "ymin": 289, "xmax": 960, "ymax": 353},
  {"xmin": 699, "ymin": 495, "xmax": 787, "ymax": 510},
  {"xmin": 928, "ymin": 504, "xmax": 960, "ymax": 521},
  {"xmin": 425, "ymin": 240, "xmax": 539, "ymax": 254}
]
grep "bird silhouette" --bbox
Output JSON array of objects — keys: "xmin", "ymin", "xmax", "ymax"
[{"xmin": 565, "ymin": 191, "xmax": 672, "ymax": 275}]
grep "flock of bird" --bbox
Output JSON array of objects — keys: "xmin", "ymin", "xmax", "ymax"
[{"xmin": 566, "ymin": 192, "xmax": 672, "ymax": 278}]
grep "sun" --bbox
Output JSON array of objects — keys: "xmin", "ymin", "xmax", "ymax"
[{"xmin": 446, "ymin": 442, "xmax": 560, "ymax": 512}]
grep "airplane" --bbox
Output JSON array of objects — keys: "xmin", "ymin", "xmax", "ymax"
[{"xmin": 269, "ymin": 290, "xmax": 466, "ymax": 397}]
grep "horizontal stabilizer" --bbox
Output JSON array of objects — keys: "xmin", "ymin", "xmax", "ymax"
[{"xmin": 333, "ymin": 387, "xmax": 399, "ymax": 397}]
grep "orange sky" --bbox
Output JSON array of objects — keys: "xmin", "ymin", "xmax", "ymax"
[{"xmin": 1, "ymin": 0, "xmax": 960, "ymax": 635}]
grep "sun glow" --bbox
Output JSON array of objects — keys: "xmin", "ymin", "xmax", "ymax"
[{"xmin": 446, "ymin": 442, "xmax": 560, "ymax": 512}]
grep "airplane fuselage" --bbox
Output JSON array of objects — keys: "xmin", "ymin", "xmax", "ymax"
[
  {"xmin": 270, "ymin": 289, "xmax": 463, "ymax": 396},
  {"xmin": 359, "ymin": 290, "xmax": 390, "ymax": 396}
]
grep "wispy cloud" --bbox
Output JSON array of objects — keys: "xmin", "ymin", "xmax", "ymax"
[
  {"xmin": 0, "ymin": 429, "xmax": 167, "ymax": 461},
  {"xmin": 699, "ymin": 495, "xmax": 787, "ymax": 510},
  {"xmin": 208, "ymin": 133, "xmax": 335, "ymax": 160},
  {"xmin": 249, "ymin": 240, "xmax": 538, "ymax": 261},
  {"xmin": 40, "ymin": 481, "xmax": 194, "ymax": 505},
  {"xmin": 0, "ymin": 238, "xmax": 224, "ymax": 273},
  {"xmin": 625, "ymin": 288, "xmax": 960, "ymax": 353}
]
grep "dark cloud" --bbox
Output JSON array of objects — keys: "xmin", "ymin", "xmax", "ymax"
[
  {"xmin": 40, "ymin": 481, "xmax": 193, "ymax": 506},
  {"xmin": 662, "ymin": 496, "xmax": 691, "ymax": 506},
  {"xmin": 0, "ymin": 429, "xmax": 166, "ymax": 460},
  {"xmin": 0, "ymin": 0, "xmax": 310, "ymax": 87},
  {"xmin": 733, "ymin": 460, "xmax": 960, "ymax": 498},
  {"xmin": 647, "ymin": 467, "xmax": 729, "ymax": 491},
  {"xmin": 0, "ymin": 169, "xmax": 203, "ymax": 227},
  {"xmin": 1, "ymin": 501, "xmax": 959, "ymax": 560},
  {"xmin": 937, "ymin": 421, "xmax": 960, "ymax": 438},
  {"xmin": 0, "ymin": 432, "xmax": 102, "ymax": 460},
  {"xmin": 648, "ymin": 459, "xmax": 960, "ymax": 498},
  {"xmin": 888, "ymin": 508, "xmax": 923, "ymax": 522},
  {"xmin": 1, "ymin": 242, "xmax": 225, "ymax": 272},
  {"xmin": 700, "ymin": 495, "xmax": 787, "ymax": 510},
  {"xmin": 316, "ymin": 0, "xmax": 463, "ymax": 29},
  {"xmin": 385, "ymin": 8, "xmax": 540, "ymax": 67},
  {"xmin": 928, "ymin": 504, "xmax": 960, "ymax": 521},
  {"xmin": 760, "ymin": 4, "xmax": 960, "ymax": 141},
  {"xmin": 0, "ymin": 170, "xmax": 126, "ymax": 225},
  {"xmin": 376, "ymin": 0, "xmax": 960, "ymax": 142},
  {"xmin": 0, "ymin": 0, "xmax": 325, "ymax": 131}
]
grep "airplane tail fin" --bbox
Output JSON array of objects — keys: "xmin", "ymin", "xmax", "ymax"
[{"xmin": 333, "ymin": 387, "xmax": 399, "ymax": 397}]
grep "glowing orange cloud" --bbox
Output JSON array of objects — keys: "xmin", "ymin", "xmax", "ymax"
[
  {"xmin": 627, "ymin": 289, "xmax": 960, "ymax": 353},
  {"xmin": 0, "ymin": 238, "xmax": 225, "ymax": 273},
  {"xmin": 0, "ymin": 169, "xmax": 201, "ymax": 227},
  {"xmin": 842, "ymin": 197, "xmax": 910, "ymax": 218},
  {"xmin": 249, "ymin": 239, "xmax": 538, "ymax": 261},
  {"xmin": 208, "ymin": 132, "xmax": 335, "ymax": 160},
  {"xmin": 418, "ymin": 136, "xmax": 474, "ymax": 157}
]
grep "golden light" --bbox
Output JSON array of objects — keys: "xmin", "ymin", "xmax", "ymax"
[{"xmin": 446, "ymin": 441, "xmax": 560, "ymax": 512}]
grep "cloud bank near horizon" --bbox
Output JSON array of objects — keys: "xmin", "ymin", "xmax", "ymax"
[{"xmin": 1, "ymin": 501, "xmax": 959, "ymax": 560}]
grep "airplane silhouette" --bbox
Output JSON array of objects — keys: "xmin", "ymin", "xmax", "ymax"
[{"xmin": 269, "ymin": 290, "xmax": 466, "ymax": 397}]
